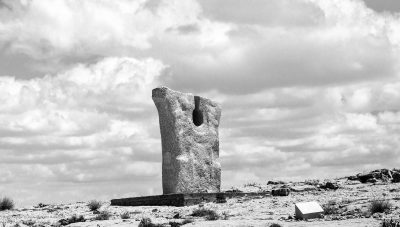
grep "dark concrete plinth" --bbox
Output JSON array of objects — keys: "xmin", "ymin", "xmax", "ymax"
[{"xmin": 111, "ymin": 192, "xmax": 270, "ymax": 207}]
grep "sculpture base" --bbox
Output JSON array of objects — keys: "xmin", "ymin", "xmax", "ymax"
[{"xmin": 110, "ymin": 192, "xmax": 270, "ymax": 207}]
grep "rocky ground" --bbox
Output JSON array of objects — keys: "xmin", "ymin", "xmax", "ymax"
[{"xmin": 1, "ymin": 169, "xmax": 400, "ymax": 227}]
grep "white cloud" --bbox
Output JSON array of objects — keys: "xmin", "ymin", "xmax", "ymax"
[
  {"xmin": 1, "ymin": 0, "xmax": 399, "ymax": 92},
  {"xmin": 1, "ymin": 0, "xmax": 400, "ymax": 206},
  {"xmin": 0, "ymin": 0, "xmax": 231, "ymax": 59},
  {"xmin": 0, "ymin": 56, "xmax": 165, "ymax": 205},
  {"xmin": 167, "ymin": 0, "xmax": 400, "ymax": 93},
  {"xmin": 212, "ymin": 78, "xmax": 400, "ymax": 185}
]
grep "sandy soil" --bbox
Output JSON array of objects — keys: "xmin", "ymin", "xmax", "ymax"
[{"xmin": 0, "ymin": 174, "xmax": 398, "ymax": 227}]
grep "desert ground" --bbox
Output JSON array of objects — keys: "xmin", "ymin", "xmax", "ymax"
[{"xmin": 1, "ymin": 169, "xmax": 399, "ymax": 227}]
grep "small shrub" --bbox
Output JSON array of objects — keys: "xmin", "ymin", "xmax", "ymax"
[
  {"xmin": 69, "ymin": 214, "xmax": 85, "ymax": 222},
  {"xmin": 58, "ymin": 214, "xmax": 85, "ymax": 226},
  {"xmin": 0, "ymin": 197, "xmax": 14, "ymax": 210},
  {"xmin": 221, "ymin": 211, "xmax": 229, "ymax": 220},
  {"xmin": 95, "ymin": 210, "xmax": 111, "ymax": 220},
  {"xmin": 322, "ymin": 201, "xmax": 340, "ymax": 215},
  {"xmin": 22, "ymin": 220, "xmax": 36, "ymax": 226},
  {"xmin": 36, "ymin": 203, "xmax": 47, "ymax": 208},
  {"xmin": 382, "ymin": 219, "xmax": 400, "ymax": 227},
  {"xmin": 87, "ymin": 200, "xmax": 102, "ymax": 211},
  {"xmin": 120, "ymin": 211, "xmax": 130, "ymax": 219},
  {"xmin": 205, "ymin": 212, "xmax": 219, "ymax": 221},
  {"xmin": 270, "ymin": 224, "xmax": 282, "ymax": 227},
  {"xmin": 304, "ymin": 179, "xmax": 319, "ymax": 186},
  {"xmin": 244, "ymin": 182, "xmax": 257, "ymax": 187},
  {"xmin": 191, "ymin": 208, "xmax": 219, "ymax": 220},
  {"xmin": 370, "ymin": 199, "xmax": 392, "ymax": 214},
  {"xmin": 138, "ymin": 218, "xmax": 163, "ymax": 227}
]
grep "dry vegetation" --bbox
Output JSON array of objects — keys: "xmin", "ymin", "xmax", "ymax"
[
  {"xmin": 87, "ymin": 200, "xmax": 102, "ymax": 211},
  {"xmin": 0, "ymin": 169, "xmax": 399, "ymax": 226},
  {"xmin": 0, "ymin": 197, "xmax": 14, "ymax": 211}
]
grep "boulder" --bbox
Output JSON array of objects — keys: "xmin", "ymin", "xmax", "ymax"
[
  {"xmin": 152, "ymin": 87, "xmax": 222, "ymax": 194},
  {"xmin": 357, "ymin": 173, "xmax": 375, "ymax": 183},
  {"xmin": 381, "ymin": 174, "xmax": 391, "ymax": 183},
  {"xmin": 392, "ymin": 172, "xmax": 400, "ymax": 183},
  {"xmin": 320, "ymin": 182, "xmax": 339, "ymax": 190},
  {"xmin": 366, "ymin": 178, "xmax": 377, "ymax": 183},
  {"xmin": 381, "ymin": 169, "xmax": 393, "ymax": 178},
  {"xmin": 271, "ymin": 188, "xmax": 290, "ymax": 196}
]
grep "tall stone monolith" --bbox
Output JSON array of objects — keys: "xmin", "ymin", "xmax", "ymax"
[{"xmin": 152, "ymin": 86, "xmax": 221, "ymax": 194}]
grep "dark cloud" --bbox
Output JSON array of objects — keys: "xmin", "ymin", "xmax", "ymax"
[
  {"xmin": 363, "ymin": 0, "xmax": 400, "ymax": 13},
  {"xmin": 143, "ymin": 0, "xmax": 162, "ymax": 12},
  {"xmin": 0, "ymin": 0, "xmax": 11, "ymax": 10},
  {"xmin": 198, "ymin": 0, "xmax": 323, "ymax": 27},
  {"xmin": 174, "ymin": 24, "xmax": 200, "ymax": 34}
]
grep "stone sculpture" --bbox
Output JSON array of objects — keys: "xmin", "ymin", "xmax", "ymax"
[{"xmin": 152, "ymin": 87, "xmax": 221, "ymax": 194}]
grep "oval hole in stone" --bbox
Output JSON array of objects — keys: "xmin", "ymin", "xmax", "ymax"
[{"xmin": 193, "ymin": 96, "xmax": 203, "ymax": 126}]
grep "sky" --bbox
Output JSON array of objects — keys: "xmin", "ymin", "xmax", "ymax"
[{"xmin": 0, "ymin": 0, "xmax": 400, "ymax": 206}]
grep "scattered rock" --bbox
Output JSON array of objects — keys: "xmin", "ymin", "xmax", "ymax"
[
  {"xmin": 358, "ymin": 173, "xmax": 375, "ymax": 183},
  {"xmin": 392, "ymin": 172, "xmax": 400, "ymax": 183},
  {"xmin": 367, "ymin": 178, "xmax": 377, "ymax": 183},
  {"xmin": 2, "ymin": 168, "xmax": 400, "ymax": 227},
  {"xmin": 320, "ymin": 182, "xmax": 339, "ymax": 190},
  {"xmin": 225, "ymin": 189, "xmax": 243, "ymax": 193},
  {"xmin": 382, "ymin": 219, "xmax": 400, "ymax": 226},
  {"xmin": 58, "ymin": 214, "xmax": 85, "ymax": 226},
  {"xmin": 350, "ymin": 169, "xmax": 398, "ymax": 184},
  {"xmin": 34, "ymin": 203, "xmax": 48, "ymax": 208},
  {"xmin": 347, "ymin": 175, "xmax": 358, "ymax": 181},
  {"xmin": 290, "ymin": 185, "xmax": 317, "ymax": 192},
  {"xmin": 389, "ymin": 188, "xmax": 400, "ymax": 192},
  {"xmin": 267, "ymin": 180, "xmax": 286, "ymax": 185},
  {"xmin": 382, "ymin": 169, "xmax": 393, "ymax": 178},
  {"xmin": 381, "ymin": 174, "xmax": 391, "ymax": 183},
  {"xmin": 271, "ymin": 188, "xmax": 290, "ymax": 196},
  {"xmin": 372, "ymin": 212, "xmax": 383, "ymax": 219},
  {"xmin": 173, "ymin": 213, "xmax": 180, "ymax": 219}
]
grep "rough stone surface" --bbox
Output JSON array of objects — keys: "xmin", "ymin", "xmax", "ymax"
[
  {"xmin": 349, "ymin": 169, "xmax": 398, "ymax": 183},
  {"xmin": 320, "ymin": 182, "xmax": 339, "ymax": 190},
  {"xmin": 392, "ymin": 172, "xmax": 400, "ymax": 183},
  {"xmin": 271, "ymin": 188, "xmax": 290, "ymax": 196},
  {"xmin": 152, "ymin": 86, "xmax": 222, "ymax": 194},
  {"xmin": 357, "ymin": 173, "xmax": 375, "ymax": 183}
]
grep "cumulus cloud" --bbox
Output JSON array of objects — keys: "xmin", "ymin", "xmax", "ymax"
[
  {"xmin": 1, "ymin": 0, "xmax": 400, "ymax": 205},
  {"xmin": 0, "ymin": 0, "xmax": 231, "ymax": 77},
  {"xmin": 363, "ymin": 0, "xmax": 400, "ymax": 13},
  {"xmin": 218, "ymin": 82, "xmax": 400, "ymax": 186},
  {"xmin": 0, "ymin": 56, "xmax": 166, "ymax": 205},
  {"xmin": 166, "ymin": 0, "xmax": 400, "ymax": 93},
  {"xmin": 1, "ymin": 0, "xmax": 399, "ymax": 92}
]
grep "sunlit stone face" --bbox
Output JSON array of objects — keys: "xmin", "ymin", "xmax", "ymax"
[{"xmin": 152, "ymin": 86, "xmax": 221, "ymax": 194}]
